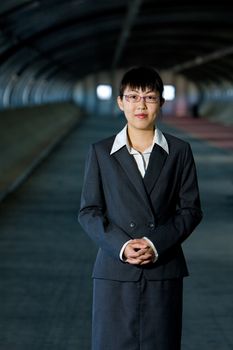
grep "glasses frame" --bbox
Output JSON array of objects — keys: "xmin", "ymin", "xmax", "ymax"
[{"xmin": 123, "ymin": 94, "xmax": 160, "ymax": 104}]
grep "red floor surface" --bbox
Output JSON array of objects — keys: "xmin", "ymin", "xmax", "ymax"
[{"xmin": 163, "ymin": 116, "xmax": 233, "ymax": 152}]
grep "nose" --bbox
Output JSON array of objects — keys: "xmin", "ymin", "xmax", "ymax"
[{"xmin": 137, "ymin": 97, "xmax": 147, "ymax": 108}]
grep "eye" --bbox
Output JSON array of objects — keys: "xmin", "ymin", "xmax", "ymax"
[
  {"xmin": 147, "ymin": 96, "xmax": 156, "ymax": 101},
  {"xmin": 129, "ymin": 94, "xmax": 138, "ymax": 100}
]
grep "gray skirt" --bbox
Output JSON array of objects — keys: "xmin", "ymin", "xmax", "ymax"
[{"xmin": 92, "ymin": 275, "xmax": 183, "ymax": 350}]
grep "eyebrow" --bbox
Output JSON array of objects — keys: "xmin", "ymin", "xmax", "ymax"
[{"xmin": 128, "ymin": 89, "xmax": 156, "ymax": 94}]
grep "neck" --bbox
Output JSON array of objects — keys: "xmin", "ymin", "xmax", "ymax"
[{"xmin": 127, "ymin": 125, "xmax": 155, "ymax": 152}]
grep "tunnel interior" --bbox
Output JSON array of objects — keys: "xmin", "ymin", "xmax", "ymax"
[
  {"xmin": 1, "ymin": 0, "xmax": 233, "ymax": 204},
  {"xmin": 0, "ymin": 2, "xmax": 233, "ymax": 349},
  {"xmin": 0, "ymin": 0, "xmax": 233, "ymax": 123}
]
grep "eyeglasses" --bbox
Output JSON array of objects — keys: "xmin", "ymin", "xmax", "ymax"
[{"xmin": 123, "ymin": 94, "xmax": 160, "ymax": 104}]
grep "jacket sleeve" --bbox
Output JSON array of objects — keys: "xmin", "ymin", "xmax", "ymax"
[
  {"xmin": 78, "ymin": 144, "xmax": 133, "ymax": 260},
  {"xmin": 146, "ymin": 143, "xmax": 203, "ymax": 257}
]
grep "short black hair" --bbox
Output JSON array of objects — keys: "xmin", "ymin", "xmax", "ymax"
[{"xmin": 119, "ymin": 66, "xmax": 164, "ymax": 100}]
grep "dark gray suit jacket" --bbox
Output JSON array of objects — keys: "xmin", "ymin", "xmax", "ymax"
[{"xmin": 78, "ymin": 132, "xmax": 202, "ymax": 281}]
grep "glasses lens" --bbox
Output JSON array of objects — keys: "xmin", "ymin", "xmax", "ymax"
[
  {"xmin": 128, "ymin": 95, "xmax": 139, "ymax": 102},
  {"xmin": 145, "ymin": 96, "xmax": 158, "ymax": 103},
  {"xmin": 124, "ymin": 95, "xmax": 159, "ymax": 103}
]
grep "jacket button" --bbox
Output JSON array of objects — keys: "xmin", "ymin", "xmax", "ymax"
[
  {"xmin": 148, "ymin": 222, "xmax": 155, "ymax": 229},
  {"xmin": 129, "ymin": 222, "xmax": 136, "ymax": 228}
]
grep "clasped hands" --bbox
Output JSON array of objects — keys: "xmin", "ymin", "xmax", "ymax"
[{"xmin": 123, "ymin": 238, "xmax": 155, "ymax": 265}]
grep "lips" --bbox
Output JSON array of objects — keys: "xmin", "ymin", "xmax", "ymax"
[{"xmin": 135, "ymin": 113, "xmax": 147, "ymax": 119}]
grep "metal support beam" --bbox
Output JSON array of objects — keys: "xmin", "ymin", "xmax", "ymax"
[
  {"xmin": 171, "ymin": 45, "xmax": 233, "ymax": 73},
  {"xmin": 111, "ymin": 0, "xmax": 143, "ymax": 69}
]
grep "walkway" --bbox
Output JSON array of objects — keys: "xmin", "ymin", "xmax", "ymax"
[
  {"xmin": 0, "ymin": 113, "xmax": 232, "ymax": 349},
  {"xmin": 163, "ymin": 116, "xmax": 233, "ymax": 151}
]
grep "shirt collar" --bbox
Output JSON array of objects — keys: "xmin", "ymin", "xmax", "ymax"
[{"xmin": 110, "ymin": 125, "xmax": 169, "ymax": 155}]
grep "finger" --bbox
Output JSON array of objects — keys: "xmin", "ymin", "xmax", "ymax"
[
  {"xmin": 126, "ymin": 251, "xmax": 153, "ymax": 263},
  {"xmin": 129, "ymin": 239, "xmax": 149, "ymax": 248},
  {"xmin": 130, "ymin": 244, "xmax": 148, "ymax": 252},
  {"xmin": 134, "ymin": 248, "xmax": 148, "ymax": 255},
  {"xmin": 127, "ymin": 256, "xmax": 153, "ymax": 265},
  {"xmin": 126, "ymin": 243, "xmax": 148, "ymax": 253},
  {"xmin": 139, "ymin": 259, "xmax": 153, "ymax": 265},
  {"xmin": 126, "ymin": 251, "xmax": 141, "ymax": 259},
  {"xmin": 127, "ymin": 251, "xmax": 148, "ymax": 259},
  {"xmin": 137, "ymin": 253, "xmax": 153, "ymax": 262},
  {"xmin": 139, "ymin": 250, "xmax": 153, "ymax": 257},
  {"xmin": 124, "ymin": 247, "xmax": 145, "ymax": 259},
  {"xmin": 126, "ymin": 258, "xmax": 142, "ymax": 265}
]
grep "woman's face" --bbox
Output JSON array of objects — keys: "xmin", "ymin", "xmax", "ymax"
[{"xmin": 117, "ymin": 86, "xmax": 164, "ymax": 132}]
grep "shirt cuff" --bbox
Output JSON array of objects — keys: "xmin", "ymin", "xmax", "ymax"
[
  {"xmin": 119, "ymin": 240, "xmax": 132, "ymax": 261},
  {"xmin": 143, "ymin": 236, "xmax": 158, "ymax": 262}
]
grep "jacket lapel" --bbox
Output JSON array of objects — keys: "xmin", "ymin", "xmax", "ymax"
[
  {"xmin": 113, "ymin": 146, "xmax": 150, "ymax": 208},
  {"xmin": 143, "ymin": 144, "xmax": 168, "ymax": 194}
]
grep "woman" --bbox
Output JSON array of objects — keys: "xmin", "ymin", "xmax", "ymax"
[{"xmin": 78, "ymin": 66, "xmax": 203, "ymax": 350}]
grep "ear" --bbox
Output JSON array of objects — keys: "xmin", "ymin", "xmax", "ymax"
[
  {"xmin": 117, "ymin": 96, "xmax": 124, "ymax": 111},
  {"xmin": 160, "ymin": 97, "xmax": 165, "ymax": 107}
]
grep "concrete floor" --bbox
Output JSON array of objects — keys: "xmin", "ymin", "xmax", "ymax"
[{"xmin": 0, "ymin": 113, "xmax": 232, "ymax": 349}]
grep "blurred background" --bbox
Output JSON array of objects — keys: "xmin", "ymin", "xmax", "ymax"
[{"xmin": 0, "ymin": 1, "xmax": 232, "ymax": 349}]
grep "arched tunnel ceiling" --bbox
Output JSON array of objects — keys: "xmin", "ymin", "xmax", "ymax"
[{"xmin": 0, "ymin": 0, "xmax": 233, "ymax": 85}]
